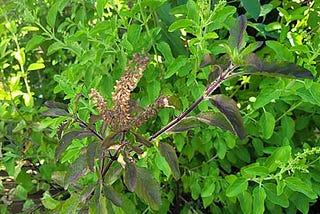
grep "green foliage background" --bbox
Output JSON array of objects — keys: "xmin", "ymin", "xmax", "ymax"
[{"xmin": 1, "ymin": 0, "xmax": 320, "ymax": 213}]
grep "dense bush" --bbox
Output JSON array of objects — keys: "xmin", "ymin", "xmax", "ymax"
[{"xmin": 1, "ymin": 0, "xmax": 320, "ymax": 213}]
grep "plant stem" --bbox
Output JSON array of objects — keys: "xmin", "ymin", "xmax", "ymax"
[{"xmin": 149, "ymin": 63, "xmax": 236, "ymax": 141}]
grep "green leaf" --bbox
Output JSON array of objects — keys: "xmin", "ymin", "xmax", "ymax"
[
  {"xmin": 285, "ymin": 177, "xmax": 317, "ymax": 199},
  {"xmin": 264, "ymin": 145, "xmax": 291, "ymax": 172},
  {"xmin": 168, "ymin": 19, "xmax": 195, "ymax": 32},
  {"xmin": 61, "ymin": 196, "xmax": 79, "ymax": 214},
  {"xmin": 214, "ymin": 138, "xmax": 227, "ymax": 159},
  {"xmin": 240, "ymin": 41, "xmax": 263, "ymax": 57},
  {"xmin": 56, "ymin": 131, "xmax": 94, "ymax": 160},
  {"xmin": 47, "ymin": 41, "xmax": 65, "ymax": 55},
  {"xmin": 209, "ymin": 94, "xmax": 246, "ymax": 140},
  {"xmin": 238, "ymin": 191, "xmax": 252, "ymax": 214},
  {"xmin": 201, "ymin": 180, "xmax": 216, "ymax": 198},
  {"xmin": 168, "ymin": 118, "xmax": 200, "ymax": 133},
  {"xmin": 226, "ymin": 178, "xmax": 248, "ymax": 197},
  {"xmin": 241, "ymin": 0, "xmax": 261, "ymax": 20},
  {"xmin": 259, "ymin": 111, "xmax": 275, "ymax": 139},
  {"xmin": 96, "ymin": 0, "xmax": 107, "ymax": 18},
  {"xmin": 27, "ymin": 63, "xmax": 45, "ymax": 71},
  {"xmin": 228, "ymin": 15, "xmax": 247, "ymax": 51},
  {"xmin": 165, "ymin": 56, "xmax": 188, "ymax": 79},
  {"xmin": 124, "ymin": 161, "xmax": 137, "ymax": 192},
  {"xmin": 41, "ymin": 192, "xmax": 60, "ymax": 210},
  {"xmin": 264, "ymin": 183, "xmax": 289, "ymax": 208},
  {"xmin": 135, "ymin": 167, "xmax": 161, "ymax": 210},
  {"xmin": 241, "ymin": 163, "xmax": 269, "ymax": 178},
  {"xmin": 253, "ymin": 88, "xmax": 281, "ymax": 109},
  {"xmin": 209, "ymin": 6, "xmax": 237, "ymax": 31},
  {"xmin": 157, "ymin": 41, "xmax": 174, "ymax": 63},
  {"xmin": 252, "ymin": 186, "xmax": 266, "ymax": 214},
  {"xmin": 103, "ymin": 185, "xmax": 123, "ymax": 207},
  {"xmin": 266, "ymin": 41, "xmax": 294, "ymax": 62},
  {"xmin": 46, "ymin": 0, "xmax": 69, "ymax": 28},
  {"xmin": 158, "ymin": 142, "xmax": 180, "ymax": 180},
  {"xmin": 297, "ymin": 82, "xmax": 320, "ymax": 106},
  {"xmin": 26, "ymin": 35, "xmax": 46, "ymax": 52}
]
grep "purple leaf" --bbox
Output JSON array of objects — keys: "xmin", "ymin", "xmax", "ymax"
[
  {"xmin": 124, "ymin": 161, "xmax": 137, "ymax": 192},
  {"xmin": 158, "ymin": 142, "xmax": 180, "ymax": 180},
  {"xmin": 228, "ymin": 15, "xmax": 247, "ymax": 51}
]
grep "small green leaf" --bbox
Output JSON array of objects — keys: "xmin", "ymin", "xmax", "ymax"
[
  {"xmin": 240, "ymin": 41, "xmax": 263, "ymax": 57},
  {"xmin": 241, "ymin": 0, "xmax": 261, "ymax": 20},
  {"xmin": 168, "ymin": 19, "xmax": 195, "ymax": 32},
  {"xmin": 124, "ymin": 161, "xmax": 137, "ymax": 192},
  {"xmin": 96, "ymin": 0, "xmax": 107, "ymax": 18},
  {"xmin": 135, "ymin": 167, "xmax": 161, "ymax": 210},
  {"xmin": 264, "ymin": 145, "xmax": 291, "ymax": 172},
  {"xmin": 252, "ymin": 186, "xmax": 266, "ymax": 214},
  {"xmin": 201, "ymin": 180, "xmax": 216, "ymax": 198},
  {"xmin": 61, "ymin": 196, "xmax": 79, "ymax": 213},
  {"xmin": 253, "ymin": 88, "xmax": 281, "ymax": 109},
  {"xmin": 27, "ymin": 63, "xmax": 45, "ymax": 71},
  {"xmin": 157, "ymin": 41, "xmax": 174, "ymax": 63},
  {"xmin": 26, "ymin": 35, "xmax": 46, "ymax": 52},
  {"xmin": 158, "ymin": 142, "xmax": 180, "ymax": 180},
  {"xmin": 47, "ymin": 41, "xmax": 65, "ymax": 55},
  {"xmin": 226, "ymin": 178, "xmax": 248, "ymax": 197},
  {"xmin": 297, "ymin": 82, "xmax": 320, "ymax": 105},
  {"xmin": 266, "ymin": 41, "xmax": 294, "ymax": 62},
  {"xmin": 209, "ymin": 94, "xmax": 246, "ymax": 140},
  {"xmin": 259, "ymin": 111, "xmax": 275, "ymax": 139},
  {"xmin": 41, "ymin": 192, "xmax": 60, "ymax": 210},
  {"xmin": 165, "ymin": 56, "xmax": 188, "ymax": 79},
  {"xmin": 103, "ymin": 185, "xmax": 123, "ymax": 207},
  {"xmin": 285, "ymin": 177, "xmax": 317, "ymax": 199}
]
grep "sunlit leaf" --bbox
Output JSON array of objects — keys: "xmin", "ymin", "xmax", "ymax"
[
  {"xmin": 209, "ymin": 94, "xmax": 246, "ymax": 140},
  {"xmin": 259, "ymin": 111, "xmax": 275, "ymax": 139},
  {"xmin": 56, "ymin": 130, "xmax": 94, "ymax": 160},
  {"xmin": 252, "ymin": 186, "xmax": 266, "ymax": 214},
  {"xmin": 132, "ymin": 132, "xmax": 153, "ymax": 147},
  {"xmin": 135, "ymin": 167, "xmax": 161, "ymax": 210},
  {"xmin": 285, "ymin": 177, "xmax": 317, "ymax": 199},
  {"xmin": 245, "ymin": 54, "xmax": 314, "ymax": 79},
  {"xmin": 226, "ymin": 177, "xmax": 248, "ymax": 197},
  {"xmin": 168, "ymin": 19, "xmax": 196, "ymax": 32},
  {"xmin": 103, "ymin": 185, "xmax": 122, "ymax": 206},
  {"xmin": 41, "ymin": 192, "xmax": 60, "ymax": 210},
  {"xmin": 264, "ymin": 145, "xmax": 291, "ymax": 172},
  {"xmin": 167, "ymin": 118, "xmax": 200, "ymax": 133},
  {"xmin": 190, "ymin": 111, "xmax": 235, "ymax": 135},
  {"xmin": 124, "ymin": 161, "xmax": 137, "ymax": 192},
  {"xmin": 27, "ymin": 63, "xmax": 45, "ymax": 71},
  {"xmin": 228, "ymin": 15, "xmax": 247, "ymax": 51},
  {"xmin": 158, "ymin": 142, "xmax": 180, "ymax": 180}
]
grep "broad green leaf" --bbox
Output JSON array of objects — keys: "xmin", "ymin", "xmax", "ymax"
[
  {"xmin": 228, "ymin": 15, "xmax": 247, "ymax": 51},
  {"xmin": 252, "ymin": 186, "xmax": 266, "ymax": 214},
  {"xmin": 168, "ymin": 19, "xmax": 195, "ymax": 32},
  {"xmin": 124, "ymin": 161, "xmax": 137, "ymax": 192},
  {"xmin": 259, "ymin": 111, "xmax": 275, "ymax": 139},
  {"xmin": 47, "ymin": 41, "xmax": 65, "ymax": 55},
  {"xmin": 241, "ymin": 163, "xmax": 269, "ymax": 178},
  {"xmin": 289, "ymin": 192, "xmax": 310, "ymax": 214},
  {"xmin": 156, "ymin": 41, "xmax": 174, "ymax": 64},
  {"xmin": 135, "ymin": 167, "xmax": 161, "ymax": 210},
  {"xmin": 238, "ymin": 191, "xmax": 252, "ymax": 214},
  {"xmin": 103, "ymin": 185, "xmax": 123, "ymax": 207},
  {"xmin": 167, "ymin": 118, "xmax": 200, "ymax": 133},
  {"xmin": 297, "ymin": 82, "xmax": 320, "ymax": 106},
  {"xmin": 240, "ymin": 41, "xmax": 263, "ymax": 58},
  {"xmin": 46, "ymin": 0, "xmax": 69, "ymax": 28},
  {"xmin": 26, "ymin": 35, "xmax": 46, "ymax": 52},
  {"xmin": 253, "ymin": 88, "xmax": 281, "ymax": 109},
  {"xmin": 264, "ymin": 145, "xmax": 291, "ymax": 172},
  {"xmin": 191, "ymin": 181, "xmax": 201, "ymax": 200},
  {"xmin": 96, "ymin": 0, "xmax": 107, "ymax": 18},
  {"xmin": 27, "ymin": 62, "xmax": 45, "ymax": 71},
  {"xmin": 65, "ymin": 152, "xmax": 90, "ymax": 185},
  {"xmin": 16, "ymin": 171, "xmax": 34, "ymax": 192},
  {"xmin": 264, "ymin": 183, "xmax": 289, "ymax": 208},
  {"xmin": 280, "ymin": 116, "xmax": 295, "ymax": 140},
  {"xmin": 132, "ymin": 132, "xmax": 153, "ymax": 147},
  {"xmin": 245, "ymin": 54, "xmax": 314, "ymax": 79},
  {"xmin": 165, "ymin": 56, "xmax": 188, "ymax": 79},
  {"xmin": 41, "ymin": 192, "xmax": 60, "ymax": 210},
  {"xmin": 14, "ymin": 49, "xmax": 25, "ymax": 65},
  {"xmin": 209, "ymin": 94, "xmax": 246, "ymax": 140},
  {"xmin": 266, "ymin": 41, "xmax": 294, "ymax": 62},
  {"xmin": 285, "ymin": 177, "xmax": 317, "ymax": 199},
  {"xmin": 214, "ymin": 138, "xmax": 227, "ymax": 159},
  {"xmin": 209, "ymin": 6, "xmax": 237, "ymax": 31},
  {"xmin": 158, "ymin": 142, "xmax": 180, "ymax": 180},
  {"xmin": 226, "ymin": 178, "xmax": 248, "ymax": 197},
  {"xmin": 55, "ymin": 131, "xmax": 94, "ymax": 160},
  {"xmin": 190, "ymin": 111, "xmax": 235, "ymax": 135},
  {"xmin": 61, "ymin": 196, "xmax": 79, "ymax": 214},
  {"xmin": 241, "ymin": 0, "xmax": 261, "ymax": 20},
  {"xmin": 201, "ymin": 180, "xmax": 216, "ymax": 198}
]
